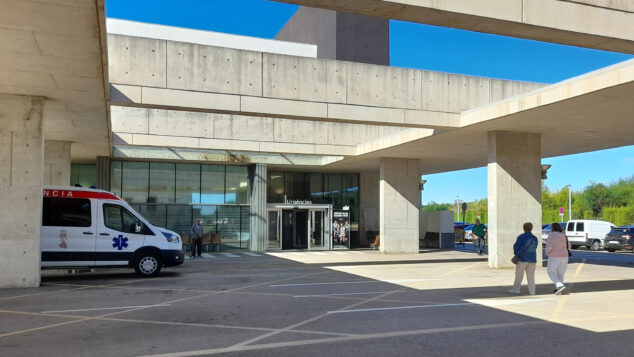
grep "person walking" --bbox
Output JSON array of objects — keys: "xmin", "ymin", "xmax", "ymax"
[
  {"xmin": 190, "ymin": 218, "xmax": 203, "ymax": 258},
  {"xmin": 545, "ymin": 222, "xmax": 571, "ymax": 295},
  {"xmin": 509, "ymin": 222, "xmax": 539, "ymax": 295},
  {"xmin": 472, "ymin": 219, "xmax": 487, "ymax": 255}
]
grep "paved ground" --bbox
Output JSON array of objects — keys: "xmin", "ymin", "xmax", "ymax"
[{"xmin": 1, "ymin": 248, "xmax": 633, "ymax": 356}]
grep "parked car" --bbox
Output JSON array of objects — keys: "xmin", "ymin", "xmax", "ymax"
[
  {"xmin": 542, "ymin": 222, "xmax": 567, "ymax": 245},
  {"xmin": 603, "ymin": 226, "xmax": 634, "ymax": 252},
  {"xmin": 565, "ymin": 219, "xmax": 615, "ymax": 250},
  {"xmin": 454, "ymin": 222, "xmax": 469, "ymax": 230}
]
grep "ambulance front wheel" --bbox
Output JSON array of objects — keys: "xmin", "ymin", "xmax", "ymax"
[{"xmin": 134, "ymin": 251, "xmax": 162, "ymax": 277}]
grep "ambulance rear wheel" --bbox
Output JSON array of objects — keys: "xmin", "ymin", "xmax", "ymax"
[{"xmin": 134, "ymin": 252, "xmax": 161, "ymax": 277}]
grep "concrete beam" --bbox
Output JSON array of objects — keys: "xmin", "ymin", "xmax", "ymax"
[
  {"xmin": 274, "ymin": 0, "xmax": 634, "ymax": 54},
  {"xmin": 0, "ymin": 94, "xmax": 43, "ymax": 288},
  {"xmin": 110, "ymin": 84, "xmax": 460, "ymax": 129},
  {"xmin": 487, "ymin": 131, "xmax": 542, "ymax": 269},
  {"xmin": 110, "ymin": 106, "xmax": 408, "ymax": 156}
]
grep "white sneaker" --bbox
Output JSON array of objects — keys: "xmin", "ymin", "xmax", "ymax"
[
  {"xmin": 508, "ymin": 289, "xmax": 521, "ymax": 294},
  {"xmin": 555, "ymin": 286, "xmax": 567, "ymax": 295}
]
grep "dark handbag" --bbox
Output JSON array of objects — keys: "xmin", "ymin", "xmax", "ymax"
[
  {"xmin": 511, "ymin": 256, "xmax": 519, "ymax": 264},
  {"xmin": 565, "ymin": 234, "xmax": 572, "ymax": 257}
]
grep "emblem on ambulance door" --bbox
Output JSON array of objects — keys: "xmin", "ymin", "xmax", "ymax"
[
  {"xmin": 59, "ymin": 230, "xmax": 68, "ymax": 249},
  {"xmin": 112, "ymin": 235, "xmax": 128, "ymax": 251}
]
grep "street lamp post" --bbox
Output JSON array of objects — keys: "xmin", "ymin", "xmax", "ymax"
[{"xmin": 564, "ymin": 185, "xmax": 572, "ymax": 221}]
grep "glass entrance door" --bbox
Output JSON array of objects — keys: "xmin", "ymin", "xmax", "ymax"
[
  {"xmin": 281, "ymin": 209, "xmax": 308, "ymax": 250},
  {"xmin": 267, "ymin": 205, "xmax": 331, "ymax": 251},
  {"xmin": 309, "ymin": 210, "xmax": 327, "ymax": 250}
]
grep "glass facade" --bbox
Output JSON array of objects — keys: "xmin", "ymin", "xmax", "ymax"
[
  {"xmin": 267, "ymin": 171, "xmax": 360, "ymax": 223},
  {"xmin": 111, "ymin": 160, "xmax": 251, "ymax": 250},
  {"xmin": 70, "ymin": 164, "xmax": 96, "ymax": 188}
]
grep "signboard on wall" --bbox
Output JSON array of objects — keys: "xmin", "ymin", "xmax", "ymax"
[{"xmin": 332, "ymin": 210, "xmax": 350, "ymax": 248}]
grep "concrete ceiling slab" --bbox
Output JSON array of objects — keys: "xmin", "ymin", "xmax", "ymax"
[{"xmin": 0, "ymin": 0, "xmax": 109, "ymax": 162}]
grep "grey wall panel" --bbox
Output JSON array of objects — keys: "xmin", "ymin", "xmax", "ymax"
[
  {"xmin": 263, "ymin": 54, "xmax": 328, "ymax": 102},
  {"xmin": 108, "ymin": 34, "xmax": 166, "ymax": 88},
  {"xmin": 110, "ymin": 106, "xmax": 149, "ymax": 134},
  {"xmin": 346, "ymin": 62, "xmax": 421, "ymax": 109},
  {"xmin": 166, "ymin": 42, "xmax": 262, "ymax": 96}
]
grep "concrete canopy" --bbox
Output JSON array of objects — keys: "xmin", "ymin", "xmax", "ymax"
[
  {"xmin": 330, "ymin": 59, "xmax": 634, "ymax": 174},
  {"xmin": 0, "ymin": 0, "xmax": 110, "ymax": 162},
  {"xmin": 273, "ymin": 0, "xmax": 634, "ymax": 54}
]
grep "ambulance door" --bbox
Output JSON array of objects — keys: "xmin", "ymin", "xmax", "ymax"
[
  {"xmin": 96, "ymin": 202, "xmax": 150, "ymax": 266},
  {"xmin": 41, "ymin": 197, "xmax": 96, "ymax": 267}
]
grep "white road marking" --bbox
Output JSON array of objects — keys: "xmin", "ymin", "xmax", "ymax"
[
  {"xmin": 270, "ymin": 279, "xmax": 436, "ymax": 287},
  {"xmin": 294, "ymin": 291, "xmax": 395, "ymax": 298},
  {"xmin": 220, "ymin": 252, "xmax": 240, "ymax": 258},
  {"xmin": 42, "ymin": 304, "xmax": 171, "ymax": 314},
  {"xmin": 242, "ymin": 252, "xmax": 260, "ymax": 257},
  {"xmin": 200, "ymin": 253, "xmax": 216, "ymax": 259},
  {"xmin": 467, "ymin": 297, "xmax": 556, "ymax": 307},
  {"xmin": 328, "ymin": 302, "xmax": 472, "ymax": 314},
  {"xmin": 312, "ymin": 252, "xmax": 327, "ymax": 255}
]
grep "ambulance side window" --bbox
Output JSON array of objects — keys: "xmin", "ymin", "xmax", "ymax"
[
  {"xmin": 43, "ymin": 197, "xmax": 91, "ymax": 227},
  {"xmin": 103, "ymin": 204, "xmax": 153, "ymax": 235}
]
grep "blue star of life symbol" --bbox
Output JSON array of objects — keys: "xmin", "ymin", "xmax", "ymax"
[{"xmin": 112, "ymin": 235, "xmax": 128, "ymax": 250}]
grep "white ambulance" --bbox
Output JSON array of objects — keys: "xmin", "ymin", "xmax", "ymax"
[{"xmin": 41, "ymin": 186, "xmax": 184, "ymax": 276}]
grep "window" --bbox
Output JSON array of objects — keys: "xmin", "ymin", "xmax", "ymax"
[
  {"xmin": 324, "ymin": 174, "xmax": 342, "ymax": 206},
  {"xmin": 122, "ymin": 162, "xmax": 149, "ymax": 203},
  {"xmin": 104, "ymin": 204, "xmax": 147, "ymax": 234},
  {"xmin": 576, "ymin": 222, "xmax": 584, "ymax": 232},
  {"xmin": 43, "ymin": 198, "xmax": 91, "ymax": 227},
  {"xmin": 225, "ymin": 166, "xmax": 249, "ymax": 204},
  {"xmin": 268, "ymin": 172, "xmax": 285, "ymax": 203},
  {"xmin": 309, "ymin": 173, "xmax": 324, "ymax": 203},
  {"xmin": 176, "ymin": 164, "xmax": 201, "ymax": 204},
  {"xmin": 201, "ymin": 165, "xmax": 225, "ymax": 204},
  {"xmin": 149, "ymin": 162, "xmax": 175, "ymax": 203},
  {"xmin": 71, "ymin": 164, "xmax": 97, "ymax": 188},
  {"xmin": 111, "ymin": 161, "xmax": 123, "ymax": 197}
]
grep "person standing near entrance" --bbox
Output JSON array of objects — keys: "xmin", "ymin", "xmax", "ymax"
[
  {"xmin": 472, "ymin": 219, "xmax": 487, "ymax": 255},
  {"xmin": 509, "ymin": 222, "xmax": 538, "ymax": 295},
  {"xmin": 190, "ymin": 218, "xmax": 203, "ymax": 258},
  {"xmin": 545, "ymin": 222, "xmax": 571, "ymax": 295}
]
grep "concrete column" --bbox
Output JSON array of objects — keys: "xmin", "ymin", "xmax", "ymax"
[
  {"xmin": 249, "ymin": 163, "xmax": 267, "ymax": 251},
  {"xmin": 0, "ymin": 94, "xmax": 44, "ymax": 288},
  {"xmin": 44, "ymin": 140, "xmax": 71, "ymax": 186},
  {"xmin": 488, "ymin": 131, "xmax": 542, "ymax": 268},
  {"xmin": 379, "ymin": 158, "xmax": 420, "ymax": 253},
  {"xmin": 359, "ymin": 171, "xmax": 379, "ymax": 246},
  {"xmin": 96, "ymin": 156, "xmax": 111, "ymax": 190}
]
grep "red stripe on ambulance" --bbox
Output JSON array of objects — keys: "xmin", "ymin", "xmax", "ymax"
[{"xmin": 43, "ymin": 189, "xmax": 119, "ymax": 200}]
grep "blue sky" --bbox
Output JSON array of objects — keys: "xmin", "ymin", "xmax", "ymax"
[{"xmin": 106, "ymin": 0, "xmax": 634, "ymax": 204}]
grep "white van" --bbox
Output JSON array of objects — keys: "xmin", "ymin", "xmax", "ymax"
[
  {"xmin": 41, "ymin": 186, "xmax": 184, "ymax": 276},
  {"xmin": 565, "ymin": 219, "xmax": 616, "ymax": 251}
]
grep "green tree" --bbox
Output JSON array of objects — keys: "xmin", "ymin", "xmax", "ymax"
[
  {"xmin": 579, "ymin": 183, "xmax": 611, "ymax": 217},
  {"xmin": 422, "ymin": 201, "xmax": 451, "ymax": 212}
]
